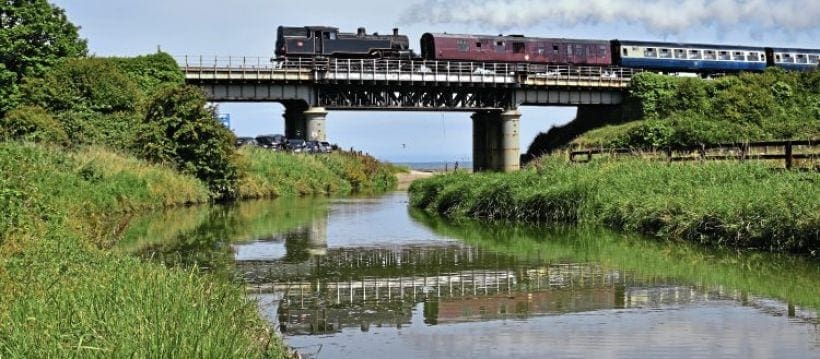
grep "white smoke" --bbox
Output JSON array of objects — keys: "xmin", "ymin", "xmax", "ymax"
[{"xmin": 400, "ymin": 0, "xmax": 820, "ymax": 36}]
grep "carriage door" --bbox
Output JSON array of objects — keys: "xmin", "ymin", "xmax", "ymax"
[{"xmin": 314, "ymin": 30, "xmax": 324, "ymax": 55}]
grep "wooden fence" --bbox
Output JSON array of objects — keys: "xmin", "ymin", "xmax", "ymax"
[{"xmin": 569, "ymin": 139, "xmax": 820, "ymax": 170}]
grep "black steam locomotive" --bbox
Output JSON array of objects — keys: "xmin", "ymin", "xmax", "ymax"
[{"xmin": 275, "ymin": 26, "xmax": 413, "ymax": 59}]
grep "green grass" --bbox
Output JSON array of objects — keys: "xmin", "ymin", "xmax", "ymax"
[
  {"xmin": 237, "ymin": 147, "xmax": 397, "ymax": 199},
  {"xmin": 0, "ymin": 142, "xmax": 283, "ymax": 357},
  {"xmin": 409, "ymin": 157, "xmax": 819, "ymax": 254}
]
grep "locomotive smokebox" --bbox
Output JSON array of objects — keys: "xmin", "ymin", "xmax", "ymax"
[
  {"xmin": 357, "ymin": 27, "xmax": 366, "ymax": 37},
  {"xmin": 393, "ymin": 28, "xmax": 399, "ymax": 37}
]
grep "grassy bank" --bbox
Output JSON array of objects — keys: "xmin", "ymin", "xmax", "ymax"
[
  {"xmin": 0, "ymin": 142, "xmax": 284, "ymax": 356},
  {"xmin": 574, "ymin": 70, "xmax": 820, "ymax": 148},
  {"xmin": 0, "ymin": 141, "xmax": 399, "ymax": 356},
  {"xmin": 409, "ymin": 157, "xmax": 819, "ymax": 255},
  {"xmin": 237, "ymin": 147, "xmax": 397, "ymax": 199}
]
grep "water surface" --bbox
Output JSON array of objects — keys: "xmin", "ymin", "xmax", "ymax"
[{"xmin": 123, "ymin": 192, "xmax": 820, "ymax": 358}]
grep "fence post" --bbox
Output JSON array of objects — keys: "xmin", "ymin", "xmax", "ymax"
[
  {"xmin": 666, "ymin": 147, "xmax": 672, "ymax": 163},
  {"xmin": 740, "ymin": 142, "xmax": 748, "ymax": 162},
  {"xmin": 785, "ymin": 140, "xmax": 793, "ymax": 170}
]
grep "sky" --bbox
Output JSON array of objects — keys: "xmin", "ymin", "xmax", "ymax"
[{"xmin": 51, "ymin": 0, "xmax": 818, "ymax": 162}]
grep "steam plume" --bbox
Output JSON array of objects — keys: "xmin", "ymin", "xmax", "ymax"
[{"xmin": 401, "ymin": 0, "xmax": 819, "ymax": 36}]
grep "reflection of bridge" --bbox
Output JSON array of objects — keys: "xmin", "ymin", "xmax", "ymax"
[
  {"xmin": 242, "ymin": 242, "xmax": 819, "ymax": 335},
  {"xmin": 182, "ymin": 57, "xmax": 640, "ymax": 172}
]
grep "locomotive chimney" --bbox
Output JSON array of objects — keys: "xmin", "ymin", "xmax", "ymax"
[
  {"xmin": 357, "ymin": 27, "xmax": 366, "ymax": 37},
  {"xmin": 393, "ymin": 28, "xmax": 399, "ymax": 37}
]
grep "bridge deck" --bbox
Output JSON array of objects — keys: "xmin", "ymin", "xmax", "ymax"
[
  {"xmin": 179, "ymin": 56, "xmax": 636, "ymax": 107},
  {"xmin": 180, "ymin": 56, "xmax": 635, "ymax": 88}
]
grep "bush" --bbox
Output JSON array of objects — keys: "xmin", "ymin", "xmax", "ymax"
[
  {"xmin": 0, "ymin": 106, "xmax": 68, "ymax": 144},
  {"xmin": 575, "ymin": 69, "xmax": 820, "ymax": 148},
  {"xmin": 136, "ymin": 85, "xmax": 239, "ymax": 199}
]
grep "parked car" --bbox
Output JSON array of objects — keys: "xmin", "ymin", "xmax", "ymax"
[
  {"xmin": 319, "ymin": 141, "xmax": 334, "ymax": 153},
  {"xmin": 285, "ymin": 139, "xmax": 306, "ymax": 152},
  {"xmin": 235, "ymin": 137, "xmax": 257, "ymax": 148},
  {"xmin": 304, "ymin": 140, "xmax": 321, "ymax": 153},
  {"xmin": 255, "ymin": 134, "xmax": 286, "ymax": 150}
]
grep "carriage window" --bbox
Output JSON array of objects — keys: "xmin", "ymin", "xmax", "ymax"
[
  {"xmin": 575, "ymin": 45, "xmax": 585, "ymax": 56},
  {"xmin": 775, "ymin": 54, "xmax": 782, "ymax": 62},
  {"xmin": 796, "ymin": 54, "xmax": 808, "ymax": 63},
  {"xmin": 809, "ymin": 55, "xmax": 819, "ymax": 64},
  {"xmin": 567, "ymin": 45, "xmax": 573, "ymax": 56},
  {"xmin": 513, "ymin": 42, "xmax": 525, "ymax": 54},
  {"xmin": 689, "ymin": 49, "xmax": 702, "ymax": 59},
  {"xmin": 644, "ymin": 47, "xmax": 657, "ymax": 57},
  {"xmin": 783, "ymin": 54, "xmax": 794, "ymax": 63},
  {"xmin": 537, "ymin": 47, "xmax": 545, "ymax": 55},
  {"xmin": 718, "ymin": 51, "xmax": 730, "ymax": 60},
  {"xmin": 553, "ymin": 45, "xmax": 560, "ymax": 55},
  {"xmin": 598, "ymin": 45, "xmax": 608, "ymax": 56},
  {"xmin": 476, "ymin": 42, "xmax": 482, "ymax": 48},
  {"xmin": 704, "ymin": 50, "xmax": 716, "ymax": 60},
  {"xmin": 457, "ymin": 40, "xmax": 469, "ymax": 52},
  {"xmin": 659, "ymin": 48, "xmax": 671, "ymax": 58},
  {"xmin": 748, "ymin": 52, "xmax": 760, "ymax": 62},
  {"xmin": 732, "ymin": 51, "xmax": 744, "ymax": 60},
  {"xmin": 495, "ymin": 41, "xmax": 505, "ymax": 53},
  {"xmin": 674, "ymin": 49, "xmax": 686, "ymax": 59},
  {"xmin": 622, "ymin": 48, "xmax": 628, "ymax": 56}
]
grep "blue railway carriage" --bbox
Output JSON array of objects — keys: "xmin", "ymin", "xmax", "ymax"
[
  {"xmin": 766, "ymin": 48, "xmax": 820, "ymax": 71},
  {"xmin": 613, "ymin": 40, "xmax": 767, "ymax": 73}
]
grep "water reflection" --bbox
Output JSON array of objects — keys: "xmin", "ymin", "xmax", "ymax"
[{"xmin": 120, "ymin": 193, "xmax": 820, "ymax": 358}]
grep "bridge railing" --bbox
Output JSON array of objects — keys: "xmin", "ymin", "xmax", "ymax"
[{"xmin": 177, "ymin": 55, "xmax": 641, "ymax": 80}]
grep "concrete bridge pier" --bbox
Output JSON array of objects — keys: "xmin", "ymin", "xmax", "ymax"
[
  {"xmin": 472, "ymin": 109, "xmax": 520, "ymax": 172},
  {"xmin": 304, "ymin": 107, "xmax": 327, "ymax": 142},
  {"xmin": 282, "ymin": 102, "xmax": 326, "ymax": 141}
]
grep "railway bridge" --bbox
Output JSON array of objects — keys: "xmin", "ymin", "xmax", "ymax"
[{"xmin": 181, "ymin": 56, "xmax": 639, "ymax": 171}]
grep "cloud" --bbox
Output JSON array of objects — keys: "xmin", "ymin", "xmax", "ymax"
[{"xmin": 400, "ymin": 0, "xmax": 820, "ymax": 36}]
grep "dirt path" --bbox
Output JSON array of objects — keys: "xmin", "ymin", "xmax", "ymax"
[{"xmin": 395, "ymin": 170, "xmax": 435, "ymax": 191}]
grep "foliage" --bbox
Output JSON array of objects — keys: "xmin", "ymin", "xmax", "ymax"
[
  {"xmin": 409, "ymin": 157, "xmax": 819, "ymax": 255},
  {"xmin": 0, "ymin": 105, "xmax": 67, "ymax": 144},
  {"xmin": 16, "ymin": 54, "xmax": 186, "ymax": 148},
  {"xmin": 575, "ymin": 70, "xmax": 820, "ymax": 148},
  {"xmin": 107, "ymin": 53, "xmax": 185, "ymax": 94},
  {"xmin": 0, "ymin": 0, "xmax": 86, "ymax": 117},
  {"xmin": 22, "ymin": 57, "xmax": 142, "ymax": 114},
  {"xmin": 137, "ymin": 85, "xmax": 239, "ymax": 199}
]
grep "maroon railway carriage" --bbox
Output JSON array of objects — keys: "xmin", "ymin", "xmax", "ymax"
[{"xmin": 420, "ymin": 33, "xmax": 612, "ymax": 66}]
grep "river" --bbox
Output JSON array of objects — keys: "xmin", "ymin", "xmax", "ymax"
[{"xmin": 120, "ymin": 192, "xmax": 820, "ymax": 358}]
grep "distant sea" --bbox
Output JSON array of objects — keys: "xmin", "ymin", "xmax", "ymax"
[{"xmin": 395, "ymin": 161, "xmax": 473, "ymax": 172}]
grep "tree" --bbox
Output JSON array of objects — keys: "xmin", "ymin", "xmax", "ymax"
[
  {"xmin": 137, "ymin": 85, "xmax": 239, "ymax": 199},
  {"xmin": 0, "ymin": 0, "xmax": 87, "ymax": 117}
]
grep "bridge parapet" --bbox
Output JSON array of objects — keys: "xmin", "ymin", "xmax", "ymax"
[{"xmin": 178, "ymin": 56, "xmax": 638, "ymax": 89}]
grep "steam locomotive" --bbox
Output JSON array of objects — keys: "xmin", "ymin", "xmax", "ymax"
[{"xmin": 276, "ymin": 26, "xmax": 820, "ymax": 72}]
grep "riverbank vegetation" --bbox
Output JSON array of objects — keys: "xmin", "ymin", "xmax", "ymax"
[
  {"xmin": 575, "ymin": 70, "xmax": 820, "ymax": 148},
  {"xmin": 409, "ymin": 158, "xmax": 819, "ymax": 255},
  {"xmin": 0, "ymin": 1, "xmax": 396, "ymax": 356},
  {"xmin": 527, "ymin": 70, "xmax": 819, "ymax": 156}
]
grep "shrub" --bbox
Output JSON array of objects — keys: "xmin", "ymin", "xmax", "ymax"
[
  {"xmin": 0, "ymin": 106, "xmax": 68, "ymax": 144},
  {"xmin": 136, "ymin": 85, "xmax": 238, "ymax": 199}
]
